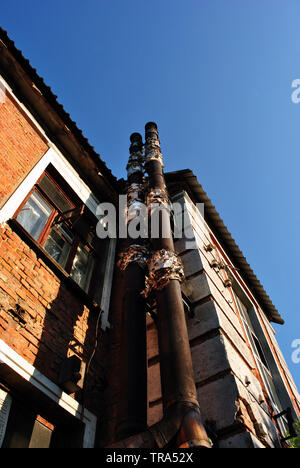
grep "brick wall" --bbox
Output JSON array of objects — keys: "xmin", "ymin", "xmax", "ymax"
[
  {"xmin": 171, "ymin": 192, "xmax": 281, "ymax": 447},
  {"xmin": 0, "ymin": 91, "xmax": 105, "ymax": 417},
  {"xmin": 0, "ymin": 222, "xmax": 105, "ymax": 415},
  {"xmin": 0, "ymin": 89, "xmax": 48, "ymax": 207}
]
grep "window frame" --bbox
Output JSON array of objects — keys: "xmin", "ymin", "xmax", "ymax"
[
  {"xmin": 13, "ymin": 168, "xmax": 101, "ymax": 297},
  {"xmin": 14, "ymin": 186, "xmax": 56, "ymax": 246},
  {"xmin": 231, "ymin": 289, "xmax": 288, "ymax": 433},
  {"xmin": 14, "ymin": 170, "xmax": 76, "ymax": 240}
]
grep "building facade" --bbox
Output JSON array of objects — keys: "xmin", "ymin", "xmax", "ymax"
[
  {"xmin": 0, "ymin": 27, "xmax": 118, "ymax": 448},
  {"xmin": 0, "ymin": 28, "xmax": 299, "ymax": 448}
]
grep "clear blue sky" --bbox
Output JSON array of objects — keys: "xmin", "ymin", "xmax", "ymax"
[{"xmin": 1, "ymin": 0, "xmax": 299, "ymax": 390}]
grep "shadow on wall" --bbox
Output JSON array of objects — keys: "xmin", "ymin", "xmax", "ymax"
[
  {"xmin": 31, "ymin": 276, "xmax": 109, "ymax": 447},
  {"xmin": 0, "ymin": 187, "xmax": 114, "ymax": 446}
]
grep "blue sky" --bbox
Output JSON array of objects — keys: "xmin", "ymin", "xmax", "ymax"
[{"xmin": 1, "ymin": 0, "xmax": 299, "ymax": 390}]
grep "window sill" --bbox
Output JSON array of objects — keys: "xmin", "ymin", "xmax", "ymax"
[{"xmin": 8, "ymin": 218, "xmax": 102, "ymax": 314}]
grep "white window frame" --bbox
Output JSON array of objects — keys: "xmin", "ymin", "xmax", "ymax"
[
  {"xmin": 232, "ymin": 291, "xmax": 291, "ymax": 437},
  {"xmin": 0, "ymin": 339, "xmax": 97, "ymax": 448},
  {"xmin": 0, "ymin": 77, "xmax": 115, "ymax": 330},
  {"xmin": 0, "ymin": 146, "xmax": 100, "ymax": 224},
  {"xmin": 0, "ymin": 148, "xmax": 115, "ymax": 332}
]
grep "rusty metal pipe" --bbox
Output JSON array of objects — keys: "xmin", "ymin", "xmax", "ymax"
[
  {"xmin": 108, "ymin": 124, "xmax": 211, "ymax": 449},
  {"xmin": 144, "ymin": 122, "xmax": 198, "ymax": 409},
  {"xmin": 116, "ymin": 133, "xmax": 148, "ymax": 440},
  {"xmin": 110, "ymin": 403, "xmax": 211, "ymax": 449},
  {"xmin": 144, "ymin": 122, "xmax": 210, "ymax": 447}
]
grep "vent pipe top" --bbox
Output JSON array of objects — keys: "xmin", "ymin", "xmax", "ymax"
[
  {"xmin": 145, "ymin": 122, "xmax": 158, "ymax": 139},
  {"xmin": 129, "ymin": 132, "xmax": 143, "ymax": 153}
]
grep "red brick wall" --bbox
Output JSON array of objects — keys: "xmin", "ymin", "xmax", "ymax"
[
  {"xmin": 0, "ymin": 223, "xmax": 104, "ymax": 415},
  {"xmin": 0, "ymin": 89, "xmax": 48, "ymax": 207},
  {"xmin": 99, "ymin": 265, "xmax": 163, "ymax": 446},
  {"xmin": 0, "ymin": 92, "xmax": 105, "ymax": 416}
]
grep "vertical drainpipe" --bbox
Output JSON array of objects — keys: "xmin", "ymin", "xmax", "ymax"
[
  {"xmin": 143, "ymin": 122, "xmax": 211, "ymax": 448},
  {"xmin": 108, "ymin": 124, "xmax": 212, "ymax": 449},
  {"xmin": 116, "ymin": 133, "xmax": 148, "ymax": 440}
]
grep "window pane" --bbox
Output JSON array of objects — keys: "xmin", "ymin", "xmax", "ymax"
[
  {"xmin": 252, "ymin": 334, "xmax": 270, "ymax": 370},
  {"xmin": 37, "ymin": 174, "xmax": 73, "ymax": 213},
  {"xmin": 44, "ymin": 225, "xmax": 73, "ymax": 269},
  {"xmin": 70, "ymin": 244, "xmax": 94, "ymax": 293},
  {"xmin": 16, "ymin": 190, "xmax": 53, "ymax": 240},
  {"xmin": 235, "ymin": 295, "xmax": 255, "ymax": 332}
]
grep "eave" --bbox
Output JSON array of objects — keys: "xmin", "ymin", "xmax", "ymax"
[
  {"xmin": 166, "ymin": 169, "xmax": 284, "ymax": 325},
  {"xmin": 0, "ymin": 27, "xmax": 120, "ymax": 204}
]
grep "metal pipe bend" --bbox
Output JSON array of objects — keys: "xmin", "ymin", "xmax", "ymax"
[{"xmin": 108, "ymin": 402, "xmax": 212, "ymax": 449}]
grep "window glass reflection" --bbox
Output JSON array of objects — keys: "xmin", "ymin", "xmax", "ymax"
[
  {"xmin": 70, "ymin": 244, "xmax": 94, "ymax": 293},
  {"xmin": 16, "ymin": 190, "xmax": 52, "ymax": 240}
]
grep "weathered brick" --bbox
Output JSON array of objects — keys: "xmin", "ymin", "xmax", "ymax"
[{"xmin": 0, "ymin": 92, "xmax": 48, "ymax": 205}]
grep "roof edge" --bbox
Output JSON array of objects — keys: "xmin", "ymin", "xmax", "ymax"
[
  {"xmin": 0, "ymin": 26, "xmax": 119, "ymax": 196},
  {"xmin": 165, "ymin": 169, "xmax": 284, "ymax": 325}
]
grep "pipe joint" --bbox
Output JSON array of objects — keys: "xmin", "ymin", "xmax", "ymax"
[
  {"xmin": 144, "ymin": 143, "xmax": 164, "ymax": 167},
  {"xmin": 144, "ymin": 123, "xmax": 164, "ymax": 167},
  {"xmin": 126, "ymin": 182, "xmax": 146, "ymax": 222},
  {"xmin": 141, "ymin": 249, "xmax": 185, "ymax": 298},
  {"xmin": 147, "ymin": 188, "xmax": 170, "ymax": 211},
  {"xmin": 149, "ymin": 402, "xmax": 212, "ymax": 449},
  {"xmin": 117, "ymin": 245, "xmax": 150, "ymax": 271},
  {"xmin": 126, "ymin": 158, "xmax": 144, "ymax": 176},
  {"xmin": 127, "ymin": 133, "xmax": 144, "ymax": 176}
]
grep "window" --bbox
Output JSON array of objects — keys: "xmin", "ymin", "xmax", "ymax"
[
  {"xmin": 14, "ymin": 166, "xmax": 102, "ymax": 296},
  {"xmin": 44, "ymin": 224, "xmax": 74, "ymax": 270},
  {"xmin": 16, "ymin": 189, "xmax": 53, "ymax": 241},
  {"xmin": 70, "ymin": 243, "xmax": 95, "ymax": 293},
  {"xmin": 235, "ymin": 295, "xmax": 271, "ymax": 372},
  {"xmin": 233, "ymin": 293, "xmax": 285, "ymax": 418},
  {"xmin": 1, "ymin": 387, "xmax": 84, "ymax": 448}
]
